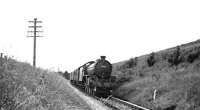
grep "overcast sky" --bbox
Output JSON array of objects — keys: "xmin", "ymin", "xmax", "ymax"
[{"xmin": 0, "ymin": 0, "xmax": 200, "ymax": 72}]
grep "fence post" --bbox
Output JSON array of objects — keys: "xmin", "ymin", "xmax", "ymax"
[
  {"xmin": 4, "ymin": 56, "xmax": 8, "ymax": 70},
  {"xmin": 153, "ymin": 89, "xmax": 157, "ymax": 101},
  {"xmin": 0, "ymin": 53, "xmax": 3, "ymax": 67}
]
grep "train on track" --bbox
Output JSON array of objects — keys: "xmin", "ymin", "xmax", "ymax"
[{"xmin": 69, "ymin": 56, "xmax": 116, "ymax": 98}]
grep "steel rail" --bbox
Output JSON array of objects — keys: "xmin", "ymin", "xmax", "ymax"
[
  {"xmin": 110, "ymin": 97, "xmax": 151, "ymax": 110},
  {"xmin": 94, "ymin": 96, "xmax": 120, "ymax": 110}
]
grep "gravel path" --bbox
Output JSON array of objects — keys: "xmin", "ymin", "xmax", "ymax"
[
  {"xmin": 45, "ymin": 72, "xmax": 93, "ymax": 110},
  {"xmin": 66, "ymin": 81, "xmax": 110, "ymax": 110},
  {"xmin": 49, "ymin": 73, "xmax": 110, "ymax": 110}
]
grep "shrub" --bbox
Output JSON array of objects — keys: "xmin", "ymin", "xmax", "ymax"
[
  {"xmin": 121, "ymin": 57, "xmax": 138, "ymax": 69},
  {"xmin": 187, "ymin": 47, "xmax": 200, "ymax": 63},
  {"xmin": 147, "ymin": 52, "xmax": 156, "ymax": 67},
  {"xmin": 187, "ymin": 53, "xmax": 199, "ymax": 63},
  {"xmin": 127, "ymin": 57, "xmax": 138, "ymax": 68},
  {"xmin": 168, "ymin": 46, "xmax": 182, "ymax": 66}
]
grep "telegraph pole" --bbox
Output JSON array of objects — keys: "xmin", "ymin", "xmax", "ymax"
[{"xmin": 28, "ymin": 18, "xmax": 43, "ymax": 68}]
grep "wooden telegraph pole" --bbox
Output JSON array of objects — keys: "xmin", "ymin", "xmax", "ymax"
[{"xmin": 28, "ymin": 18, "xmax": 43, "ymax": 68}]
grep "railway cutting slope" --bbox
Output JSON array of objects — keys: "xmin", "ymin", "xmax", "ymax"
[
  {"xmin": 0, "ymin": 58, "xmax": 107, "ymax": 110},
  {"xmin": 112, "ymin": 39, "xmax": 200, "ymax": 110}
]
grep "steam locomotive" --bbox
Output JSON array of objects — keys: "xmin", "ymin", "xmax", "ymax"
[{"xmin": 70, "ymin": 56, "xmax": 115, "ymax": 97}]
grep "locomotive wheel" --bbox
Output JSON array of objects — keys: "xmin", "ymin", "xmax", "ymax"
[
  {"xmin": 85, "ymin": 86, "xmax": 87, "ymax": 93},
  {"xmin": 92, "ymin": 89, "xmax": 94, "ymax": 96},
  {"xmin": 94, "ymin": 87, "xmax": 96, "ymax": 96},
  {"xmin": 86, "ymin": 86, "xmax": 88, "ymax": 93},
  {"xmin": 86, "ymin": 86, "xmax": 89, "ymax": 94},
  {"xmin": 86, "ymin": 87, "xmax": 88, "ymax": 94},
  {"xmin": 89, "ymin": 87, "xmax": 91, "ymax": 95},
  {"xmin": 91, "ymin": 89, "xmax": 93, "ymax": 96},
  {"xmin": 90, "ymin": 88, "xmax": 93, "ymax": 96}
]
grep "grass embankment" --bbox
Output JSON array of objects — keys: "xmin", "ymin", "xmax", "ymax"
[
  {"xmin": 112, "ymin": 40, "xmax": 200, "ymax": 110},
  {"xmin": 0, "ymin": 58, "xmax": 91, "ymax": 110}
]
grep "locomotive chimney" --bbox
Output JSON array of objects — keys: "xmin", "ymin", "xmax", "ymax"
[{"xmin": 100, "ymin": 56, "xmax": 106, "ymax": 60}]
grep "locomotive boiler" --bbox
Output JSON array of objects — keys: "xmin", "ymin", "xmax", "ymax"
[{"xmin": 70, "ymin": 56, "xmax": 115, "ymax": 97}]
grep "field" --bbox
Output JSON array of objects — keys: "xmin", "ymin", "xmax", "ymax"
[
  {"xmin": 112, "ymin": 39, "xmax": 200, "ymax": 110},
  {"xmin": 0, "ymin": 57, "xmax": 92, "ymax": 110}
]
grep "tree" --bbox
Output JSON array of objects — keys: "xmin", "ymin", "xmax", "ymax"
[
  {"xmin": 168, "ymin": 46, "xmax": 182, "ymax": 66},
  {"xmin": 147, "ymin": 52, "xmax": 156, "ymax": 67}
]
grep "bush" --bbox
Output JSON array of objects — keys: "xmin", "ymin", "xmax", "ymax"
[
  {"xmin": 127, "ymin": 57, "xmax": 138, "ymax": 68},
  {"xmin": 121, "ymin": 57, "xmax": 138, "ymax": 69},
  {"xmin": 147, "ymin": 52, "xmax": 156, "ymax": 67},
  {"xmin": 187, "ymin": 47, "xmax": 200, "ymax": 63},
  {"xmin": 187, "ymin": 53, "xmax": 199, "ymax": 63},
  {"xmin": 168, "ymin": 46, "xmax": 182, "ymax": 66}
]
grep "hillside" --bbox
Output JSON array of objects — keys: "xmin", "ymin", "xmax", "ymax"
[
  {"xmin": 0, "ymin": 57, "xmax": 93, "ymax": 110},
  {"xmin": 112, "ymin": 39, "xmax": 200, "ymax": 110}
]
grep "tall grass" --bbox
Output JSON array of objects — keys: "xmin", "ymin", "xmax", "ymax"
[
  {"xmin": 112, "ymin": 40, "xmax": 200, "ymax": 110},
  {"xmin": 0, "ymin": 57, "xmax": 91, "ymax": 110},
  {"xmin": 0, "ymin": 58, "xmax": 49, "ymax": 110}
]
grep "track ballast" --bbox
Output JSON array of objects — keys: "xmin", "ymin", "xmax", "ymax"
[{"xmin": 94, "ymin": 96, "xmax": 151, "ymax": 110}]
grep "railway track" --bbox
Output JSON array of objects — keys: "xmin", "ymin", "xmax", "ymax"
[
  {"xmin": 94, "ymin": 95, "xmax": 151, "ymax": 110},
  {"xmin": 94, "ymin": 96, "xmax": 120, "ymax": 110},
  {"xmin": 70, "ymin": 82, "xmax": 151, "ymax": 110},
  {"xmin": 70, "ymin": 81, "xmax": 151, "ymax": 110}
]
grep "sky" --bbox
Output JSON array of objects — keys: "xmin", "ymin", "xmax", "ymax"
[{"xmin": 0, "ymin": 0, "xmax": 200, "ymax": 72}]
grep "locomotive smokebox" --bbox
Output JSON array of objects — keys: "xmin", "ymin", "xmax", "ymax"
[{"xmin": 100, "ymin": 56, "xmax": 106, "ymax": 60}]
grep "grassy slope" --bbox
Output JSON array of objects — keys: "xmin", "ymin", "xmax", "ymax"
[
  {"xmin": 112, "ymin": 40, "xmax": 200, "ymax": 110},
  {"xmin": 0, "ymin": 58, "xmax": 91, "ymax": 110}
]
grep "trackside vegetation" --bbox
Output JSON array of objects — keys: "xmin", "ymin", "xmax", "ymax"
[
  {"xmin": 0, "ymin": 57, "xmax": 91, "ymax": 110},
  {"xmin": 112, "ymin": 39, "xmax": 200, "ymax": 110}
]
